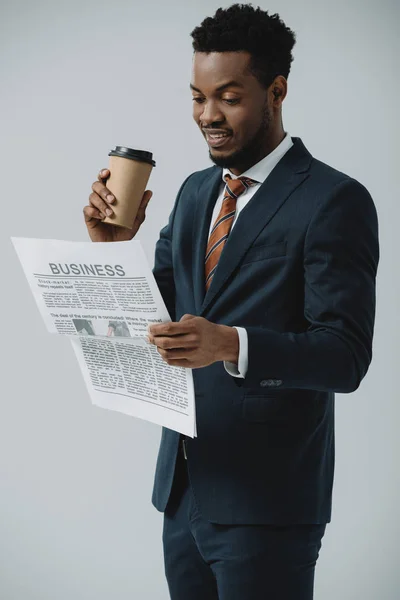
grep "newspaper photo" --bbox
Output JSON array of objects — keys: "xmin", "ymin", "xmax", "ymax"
[{"xmin": 11, "ymin": 237, "xmax": 196, "ymax": 437}]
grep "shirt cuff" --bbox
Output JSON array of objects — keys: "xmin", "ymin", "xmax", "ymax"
[{"xmin": 223, "ymin": 326, "xmax": 248, "ymax": 378}]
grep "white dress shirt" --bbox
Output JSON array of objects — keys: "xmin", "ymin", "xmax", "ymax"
[{"xmin": 206, "ymin": 132, "xmax": 294, "ymax": 377}]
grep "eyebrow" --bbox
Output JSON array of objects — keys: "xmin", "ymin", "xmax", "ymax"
[{"xmin": 190, "ymin": 80, "xmax": 245, "ymax": 93}]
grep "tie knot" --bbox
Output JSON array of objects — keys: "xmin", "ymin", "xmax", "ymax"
[{"xmin": 224, "ymin": 174, "xmax": 257, "ymax": 198}]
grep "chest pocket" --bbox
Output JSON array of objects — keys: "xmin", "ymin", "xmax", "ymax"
[{"xmin": 241, "ymin": 241, "xmax": 287, "ymax": 266}]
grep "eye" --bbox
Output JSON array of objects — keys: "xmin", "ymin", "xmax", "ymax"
[{"xmin": 192, "ymin": 97, "xmax": 239, "ymax": 105}]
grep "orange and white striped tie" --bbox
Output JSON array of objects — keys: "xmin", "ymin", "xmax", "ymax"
[{"xmin": 204, "ymin": 174, "xmax": 257, "ymax": 291}]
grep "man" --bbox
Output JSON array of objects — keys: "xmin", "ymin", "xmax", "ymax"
[{"xmin": 84, "ymin": 4, "xmax": 379, "ymax": 599}]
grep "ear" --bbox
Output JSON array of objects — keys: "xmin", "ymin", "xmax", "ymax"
[{"xmin": 270, "ymin": 76, "xmax": 287, "ymax": 106}]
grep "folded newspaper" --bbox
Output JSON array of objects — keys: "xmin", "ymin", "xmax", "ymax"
[{"xmin": 11, "ymin": 237, "xmax": 196, "ymax": 437}]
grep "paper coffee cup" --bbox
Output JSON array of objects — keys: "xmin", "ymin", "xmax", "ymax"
[{"xmin": 103, "ymin": 146, "xmax": 156, "ymax": 229}]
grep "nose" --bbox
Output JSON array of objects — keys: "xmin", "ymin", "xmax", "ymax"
[{"xmin": 198, "ymin": 100, "xmax": 225, "ymax": 128}]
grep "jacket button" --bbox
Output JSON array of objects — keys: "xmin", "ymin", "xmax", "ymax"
[{"xmin": 260, "ymin": 379, "xmax": 272, "ymax": 387}]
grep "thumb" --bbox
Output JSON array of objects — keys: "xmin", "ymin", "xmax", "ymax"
[
  {"xmin": 179, "ymin": 313, "xmax": 196, "ymax": 322},
  {"xmin": 141, "ymin": 190, "xmax": 153, "ymax": 207}
]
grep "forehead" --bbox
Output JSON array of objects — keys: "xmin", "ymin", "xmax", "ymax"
[{"xmin": 191, "ymin": 51, "xmax": 254, "ymax": 90}]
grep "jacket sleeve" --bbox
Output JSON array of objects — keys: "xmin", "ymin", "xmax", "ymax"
[
  {"xmin": 152, "ymin": 174, "xmax": 193, "ymax": 322},
  {"xmin": 235, "ymin": 178, "xmax": 380, "ymax": 393}
]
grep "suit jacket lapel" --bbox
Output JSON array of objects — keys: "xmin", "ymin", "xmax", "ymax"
[
  {"xmin": 192, "ymin": 167, "xmax": 222, "ymax": 314},
  {"xmin": 192, "ymin": 137, "xmax": 313, "ymax": 316}
]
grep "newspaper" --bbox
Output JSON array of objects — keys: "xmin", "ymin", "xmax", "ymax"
[{"xmin": 11, "ymin": 237, "xmax": 196, "ymax": 437}]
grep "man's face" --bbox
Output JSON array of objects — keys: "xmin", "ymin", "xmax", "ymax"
[{"xmin": 191, "ymin": 51, "xmax": 274, "ymax": 174}]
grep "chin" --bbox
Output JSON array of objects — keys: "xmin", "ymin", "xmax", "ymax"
[{"xmin": 209, "ymin": 148, "xmax": 239, "ymax": 169}]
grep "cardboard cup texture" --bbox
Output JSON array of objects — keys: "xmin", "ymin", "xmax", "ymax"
[{"xmin": 103, "ymin": 155, "xmax": 153, "ymax": 229}]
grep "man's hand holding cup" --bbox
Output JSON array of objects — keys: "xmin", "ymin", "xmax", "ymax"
[{"xmin": 83, "ymin": 147, "xmax": 156, "ymax": 243}]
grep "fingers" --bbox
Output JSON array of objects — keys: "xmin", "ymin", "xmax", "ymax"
[
  {"xmin": 98, "ymin": 168, "xmax": 110, "ymax": 182},
  {"xmin": 90, "ymin": 180, "xmax": 116, "ymax": 218},
  {"xmin": 83, "ymin": 204, "xmax": 103, "ymax": 224},
  {"xmin": 149, "ymin": 334, "xmax": 198, "ymax": 350},
  {"xmin": 84, "ymin": 169, "xmax": 113, "ymax": 227},
  {"xmin": 157, "ymin": 347, "xmax": 196, "ymax": 362}
]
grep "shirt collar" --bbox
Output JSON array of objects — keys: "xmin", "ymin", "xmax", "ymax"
[{"xmin": 222, "ymin": 132, "xmax": 294, "ymax": 184}]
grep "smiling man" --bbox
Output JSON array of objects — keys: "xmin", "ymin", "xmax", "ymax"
[
  {"xmin": 84, "ymin": 4, "xmax": 379, "ymax": 600},
  {"xmin": 191, "ymin": 53, "xmax": 283, "ymax": 174}
]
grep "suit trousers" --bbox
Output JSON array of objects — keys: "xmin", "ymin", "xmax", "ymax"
[{"xmin": 162, "ymin": 439, "xmax": 327, "ymax": 600}]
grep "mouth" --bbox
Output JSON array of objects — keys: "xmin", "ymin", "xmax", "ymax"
[{"xmin": 204, "ymin": 131, "xmax": 232, "ymax": 148}]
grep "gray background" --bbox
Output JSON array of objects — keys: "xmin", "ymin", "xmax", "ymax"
[{"xmin": 1, "ymin": 0, "xmax": 398, "ymax": 598}]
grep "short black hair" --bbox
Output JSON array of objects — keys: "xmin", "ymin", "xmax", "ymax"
[{"xmin": 190, "ymin": 3, "xmax": 296, "ymax": 89}]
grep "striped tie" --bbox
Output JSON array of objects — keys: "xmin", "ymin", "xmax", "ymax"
[{"xmin": 204, "ymin": 174, "xmax": 257, "ymax": 291}]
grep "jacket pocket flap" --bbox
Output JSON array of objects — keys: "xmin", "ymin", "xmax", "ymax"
[
  {"xmin": 241, "ymin": 241, "xmax": 287, "ymax": 265},
  {"xmin": 242, "ymin": 395, "xmax": 283, "ymax": 422}
]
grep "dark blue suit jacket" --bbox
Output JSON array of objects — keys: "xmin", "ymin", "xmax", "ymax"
[{"xmin": 151, "ymin": 137, "xmax": 379, "ymax": 524}]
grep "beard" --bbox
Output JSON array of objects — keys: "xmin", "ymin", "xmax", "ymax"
[{"xmin": 208, "ymin": 103, "xmax": 272, "ymax": 171}]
